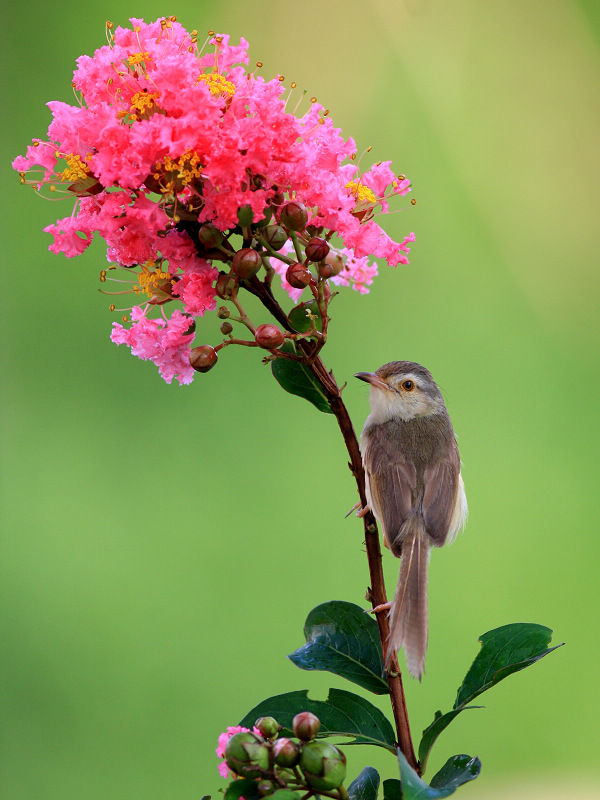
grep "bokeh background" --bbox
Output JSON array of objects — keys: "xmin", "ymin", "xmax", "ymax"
[{"xmin": 2, "ymin": 1, "xmax": 599, "ymax": 798}]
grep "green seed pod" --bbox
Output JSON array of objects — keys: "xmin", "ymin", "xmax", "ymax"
[
  {"xmin": 292, "ymin": 712, "xmax": 321, "ymax": 741},
  {"xmin": 225, "ymin": 731, "xmax": 269, "ymax": 779},
  {"xmin": 299, "ymin": 740, "xmax": 347, "ymax": 792},
  {"xmin": 255, "ymin": 716, "xmax": 280, "ymax": 739},
  {"xmin": 263, "ymin": 224, "xmax": 288, "ymax": 251}
]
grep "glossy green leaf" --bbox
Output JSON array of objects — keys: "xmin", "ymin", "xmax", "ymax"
[
  {"xmin": 429, "ymin": 755, "xmax": 481, "ymax": 792},
  {"xmin": 454, "ymin": 623, "xmax": 563, "ymax": 709},
  {"xmin": 271, "ymin": 342, "xmax": 332, "ymax": 414},
  {"xmin": 382, "ymin": 779, "xmax": 402, "ymax": 800},
  {"xmin": 239, "ymin": 688, "xmax": 396, "ymax": 751},
  {"xmin": 288, "ymin": 601, "xmax": 388, "ymax": 695},
  {"xmin": 224, "ymin": 779, "xmax": 261, "ymax": 800},
  {"xmin": 418, "ymin": 707, "xmax": 481, "ymax": 773},
  {"xmin": 348, "ymin": 766, "xmax": 380, "ymax": 800},
  {"xmin": 397, "ymin": 749, "xmax": 480, "ymax": 799},
  {"xmin": 418, "ymin": 622, "xmax": 561, "ymax": 772},
  {"xmin": 288, "ymin": 300, "xmax": 323, "ymax": 333}
]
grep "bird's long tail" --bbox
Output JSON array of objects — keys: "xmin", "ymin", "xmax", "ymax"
[{"xmin": 386, "ymin": 517, "xmax": 430, "ymax": 680}]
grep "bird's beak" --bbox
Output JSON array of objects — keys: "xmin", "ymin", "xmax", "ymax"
[{"xmin": 354, "ymin": 372, "xmax": 390, "ymax": 391}]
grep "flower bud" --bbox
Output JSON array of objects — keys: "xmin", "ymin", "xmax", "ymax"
[
  {"xmin": 232, "ymin": 248, "xmax": 262, "ymax": 279},
  {"xmin": 305, "ymin": 237, "xmax": 330, "ymax": 263},
  {"xmin": 215, "ymin": 272, "xmax": 238, "ymax": 300},
  {"xmin": 217, "ymin": 306, "xmax": 230, "ymax": 319},
  {"xmin": 181, "ymin": 313, "xmax": 196, "ymax": 336},
  {"xmin": 317, "ymin": 262, "xmax": 334, "ymax": 279},
  {"xmin": 225, "ymin": 731, "xmax": 269, "ymax": 779},
  {"xmin": 198, "ymin": 223, "xmax": 223, "ymax": 248},
  {"xmin": 292, "ymin": 712, "xmax": 321, "ymax": 741},
  {"xmin": 255, "ymin": 716, "xmax": 280, "ymax": 739},
  {"xmin": 285, "ymin": 263, "xmax": 312, "ymax": 290},
  {"xmin": 324, "ymin": 252, "xmax": 345, "ymax": 277},
  {"xmin": 258, "ymin": 780, "xmax": 275, "ymax": 796},
  {"xmin": 273, "ymin": 738, "xmax": 300, "ymax": 768},
  {"xmin": 280, "ymin": 201, "xmax": 308, "ymax": 232},
  {"xmin": 220, "ymin": 321, "xmax": 233, "ymax": 335},
  {"xmin": 263, "ymin": 224, "xmax": 288, "ymax": 251},
  {"xmin": 255, "ymin": 324, "xmax": 285, "ymax": 350},
  {"xmin": 268, "ymin": 190, "xmax": 286, "ymax": 209},
  {"xmin": 299, "ymin": 740, "xmax": 346, "ymax": 792},
  {"xmin": 189, "ymin": 345, "xmax": 218, "ymax": 373},
  {"xmin": 237, "ymin": 204, "xmax": 254, "ymax": 226}
]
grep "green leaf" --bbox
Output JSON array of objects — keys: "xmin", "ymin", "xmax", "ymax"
[
  {"xmin": 288, "ymin": 601, "xmax": 388, "ymax": 695},
  {"xmin": 239, "ymin": 689, "xmax": 396, "ymax": 752},
  {"xmin": 418, "ymin": 622, "xmax": 562, "ymax": 772},
  {"xmin": 454, "ymin": 623, "xmax": 563, "ymax": 709},
  {"xmin": 224, "ymin": 779, "xmax": 261, "ymax": 800},
  {"xmin": 271, "ymin": 342, "xmax": 332, "ymax": 414},
  {"xmin": 418, "ymin": 708, "xmax": 481, "ymax": 774},
  {"xmin": 429, "ymin": 755, "xmax": 481, "ymax": 792},
  {"xmin": 271, "ymin": 792, "xmax": 302, "ymax": 800},
  {"xmin": 382, "ymin": 779, "xmax": 402, "ymax": 800},
  {"xmin": 397, "ymin": 749, "xmax": 480, "ymax": 799},
  {"xmin": 348, "ymin": 767, "xmax": 380, "ymax": 800},
  {"xmin": 288, "ymin": 300, "xmax": 323, "ymax": 333}
]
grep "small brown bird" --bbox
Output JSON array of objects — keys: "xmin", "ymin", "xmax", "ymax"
[{"xmin": 356, "ymin": 362, "xmax": 467, "ymax": 679}]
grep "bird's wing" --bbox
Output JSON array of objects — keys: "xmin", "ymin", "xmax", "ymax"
[
  {"xmin": 363, "ymin": 437, "xmax": 416, "ymax": 553},
  {"xmin": 423, "ymin": 444, "xmax": 460, "ymax": 546}
]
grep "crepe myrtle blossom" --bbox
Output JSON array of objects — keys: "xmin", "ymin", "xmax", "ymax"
[{"xmin": 14, "ymin": 17, "xmax": 415, "ymax": 384}]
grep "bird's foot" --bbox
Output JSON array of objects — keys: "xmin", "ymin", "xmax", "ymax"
[{"xmin": 369, "ymin": 602, "xmax": 392, "ymax": 615}]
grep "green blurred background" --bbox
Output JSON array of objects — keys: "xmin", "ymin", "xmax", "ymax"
[{"xmin": 2, "ymin": 1, "xmax": 599, "ymax": 797}]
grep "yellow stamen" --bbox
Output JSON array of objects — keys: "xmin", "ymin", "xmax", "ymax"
[
  {"xmin": 196, "ymin": 73, "xmax": 235, "ymax": 97},
  {"xmin": 130, "ymin": 90, "xmax": 160, "ymax": 114},
  {"xmin": 128, "ymin": 51, "xmax": 151, "ymax": 65},
  {"xmin": 345, "ymin": 181, "xmax": 377, "ymax": 204},
  {"xmin": 132, "ymin": 262, "xmax": 174, "ymax": 298},
  {"xmin": 60, "ymin": 153, "xmax": 90, "ymax": 182}
]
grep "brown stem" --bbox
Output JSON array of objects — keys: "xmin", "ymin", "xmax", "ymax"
[{"xmin": 245, "ymin": 279, "xmax": 419, "ymax": 772}]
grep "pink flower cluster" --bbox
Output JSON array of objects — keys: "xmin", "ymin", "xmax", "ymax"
[{"xmin": 14, "ymin": 17, "xmax": 415, "ymax": 384}]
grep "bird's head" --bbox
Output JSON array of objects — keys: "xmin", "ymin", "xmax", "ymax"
[{"xmin": 355, "ymin": 361, "xmax": 445, "ymax": 422}]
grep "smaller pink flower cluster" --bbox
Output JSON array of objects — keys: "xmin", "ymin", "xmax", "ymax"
[{"xmin": 14, "ymin": 18, "xmax": 415, "ymax": 384}]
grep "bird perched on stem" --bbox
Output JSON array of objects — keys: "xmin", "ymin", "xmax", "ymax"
[{"xmin": 356, "ymin": 362, "xmax": 468, "ymax": 680}]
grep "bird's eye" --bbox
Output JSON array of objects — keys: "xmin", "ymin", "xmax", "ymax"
[{"xmin": 402, "ymin": 380, "xmax": 414, "ymax": 391}]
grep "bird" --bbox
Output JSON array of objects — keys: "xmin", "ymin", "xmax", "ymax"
[{"xmin": 355, "ymin": 361, "xmax": 468, "ymax": 680}]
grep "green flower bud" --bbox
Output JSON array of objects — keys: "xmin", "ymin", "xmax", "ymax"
[
  {"xmin": 285, "ymin": 263, "xmax": 312, "ymax": 290},
  {"xmin": 225, "ymin": 731, "xmax": 269, "ymax": 779},
  {"xmin": 280, "ymin": 201, "xmax": 308, "ymax": 232},
  {"xmin": 237, "ymin": 204, "xmax": 254, "ymax": 226},
  {"xmin": 232, "ymin": 248, "xmax": 262, "ymax": 279},
  {"xmin": 255, "ymin": 716, "xmax": 280, "ymax": 739},
  {"xmin": 215, "ymin": 272, "xmax": 238, "ymax": 300},
  {"xmin": 273, "ymin": 738, "xmax": 300, "ymax": 768},
  {"xmin": 198, "ymin": 223, "xmax": 223, "ymax": 248},
  {"xmin": 305, "ymin": 237, "xmax": 330, "ymax": 263},
  {"xmin": 263, "ymin": 224, "xmax": 288, "ymax": 251},
  {"xmin": 292, "ymin": 712, "xmax": 321, "ymax": 741},
  {"xmin": 220, "ymin": 321, "xmax": 233, "ymax": 335},
  {"xmin": 255, "ymin": 324, "xmax": 285, "ymax": 350},
  {"xmin": 189, "ymin": 345, "xmax": 218, "ymax": 373},
  {"xmin": 258, "ymin": 780, "xmax": 275, "ymax": 796},
  {"xmin": 324, "ymin": 252, "xmax": 345, "ymax": 277},
  {"xmin": 299, "ymin": 740, "xmax": 346, "ymax": 792}
]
